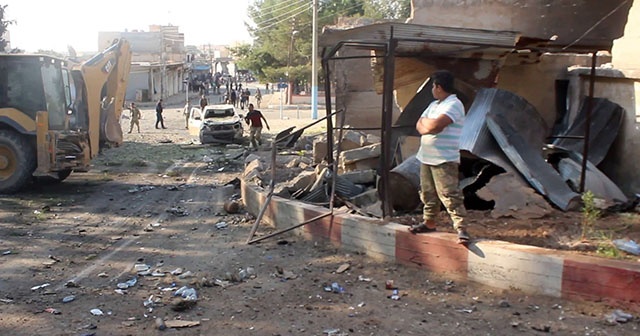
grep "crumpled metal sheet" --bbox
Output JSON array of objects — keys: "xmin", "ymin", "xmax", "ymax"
[
  {"xmin": 553, "ymin": 147, "xmax": 628, "ymax": 204},
  {"xmin": 460, "ymin": 88, "xmax": 545, "ymax": 175},
  {"xmin": 486, "ymin": 112, "xmax": 581, "ymax": 211},
  {"xmin": 552, "ymin": 97, "xmax": 624, "ymax": 165}
]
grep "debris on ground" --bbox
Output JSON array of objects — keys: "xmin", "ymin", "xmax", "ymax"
[
  {"xmin": 164, "ymin": 320, "xmax": 200, "ymax": 328},
  {"xmin": 605, "ymin": 309, "xmax": 634, "ymax": 324},
  {"xmin": 335, "ymin": 263, "xmax": 350, "ymax": 274},
  {"xmin": 612, "ymin": 239, "xmax": 640, "ymax": 255}
]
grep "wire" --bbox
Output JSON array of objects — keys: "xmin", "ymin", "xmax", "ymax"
[
  {"xmin": 250, "ymin": 0, "xmax": 307, "ymax": 19},
  {"xmin": 562, "ymin": 0, "xmax": 629, "ymax": 51},
  {"xmin": 254, "ymin": 3, "xmax": 312, "ymax": 31},
  {"xmin": 252, "ymin": 2, "xmax": 311, "ymax": 28}
]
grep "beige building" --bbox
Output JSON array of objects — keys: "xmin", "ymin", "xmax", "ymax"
[{"xmin": 99, "ymin": 25, "xmax": 186, "ymax": 102}]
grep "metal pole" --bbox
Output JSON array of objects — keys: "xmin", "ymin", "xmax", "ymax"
[
  {"xmin": 311, "ymin": 0, "xmax": 319, "ymax": 120},
  {"xmin": 279, "ymin": 89, "xmax": 284, "ymax": 119},
  {"xmin": 579, "ymin": 52, "xmax": 597, "ymax": 193},
  {"xmin": 323, "ymin": 57, "xmax": 334, "ymax": 167},
  {"xmin": 380, "ymin": 35, "xmax": 397, "ymax": 219},
  {"xmin": 245, "ymin": 140, "xmax": 278, "ymax": 244},
  {"xmin": 248, "ymin": 213, "xmax": 332, "ymax": 244}
]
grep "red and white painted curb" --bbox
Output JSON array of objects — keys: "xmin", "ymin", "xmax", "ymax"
[{"xmin": 242, "ymin": 182, "xmax": 640, "ymax": 308}]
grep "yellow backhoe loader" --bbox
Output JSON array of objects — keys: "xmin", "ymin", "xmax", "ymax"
[{"xmin": 0, "ymin": 39, "xmax": 131, "ymax": 193}]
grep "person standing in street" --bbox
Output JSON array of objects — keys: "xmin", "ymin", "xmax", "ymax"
[
  {"xmin": 244, "ymin": 103, "xmax": 270, "ymax": 150},
  {"xmin": 128, "ymin": 102, "xmax": 141, "ymax": 133},
  {"xmin": 155, "ymin": 98, "xmax": 166, "ymax": 129},
  {"xmin": 255, "ymin": 88, "xmax": 262, "ymax": 108},
  {"xmin": 200, "ymin": 94, "xmax": 208, "ymax": 111},
  {"xmin": 230, "ymin": 89, "xmax": 237, "ymax": 107},
  {"xmin": 410, "ymin": 70, "xmax": 470, "ymax": 245},
  {"xmin": 183, "ymin": 102, "xmax": 191, "ymax": 129}
]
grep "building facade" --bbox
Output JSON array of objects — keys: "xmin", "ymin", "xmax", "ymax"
[{"xmin": 99, "ymin": 25, "xmax": 186, "ymax": 103}]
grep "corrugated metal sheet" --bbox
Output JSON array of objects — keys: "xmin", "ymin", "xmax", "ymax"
[
  {"xmin": 321, "ymin": 22, "xmax": 520, "ymax": 57},
  {"xmin": 552, "ymin": 97, "xmax": 625, "ymax": 165},
  {"xmin": 460, "ymin": 88, "xmax": 543, "ymax": 174},
  {"xmin": 486, "ymin": 112, "xmax": 581, "ymax": 211},
  {"xmin": 556, "ymin": 153, "xmax": 628, "ymax": 204}
]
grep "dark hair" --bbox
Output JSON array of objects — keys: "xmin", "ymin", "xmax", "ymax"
[{"xmin": 431, "ymin": 70, "xmax": 455, "ymax": 93}]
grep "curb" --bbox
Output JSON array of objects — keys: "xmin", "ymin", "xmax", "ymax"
[{"xmin": 241, "ymin": 180, "xmax": 640, "ymax": 309}]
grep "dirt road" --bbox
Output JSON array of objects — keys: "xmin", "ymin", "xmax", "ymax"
[{"xmin": 0, "ymin": 87, "xmax": 638, "ymax": 335}]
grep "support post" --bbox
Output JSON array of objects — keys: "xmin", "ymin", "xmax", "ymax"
[
  {"xmin": 311, "ymin": 0, "xmax": 319, "ymax": 120},
  {"xmin": 579, "ymin": 52, "xmax": 597, "ymax": 193},
  {"xmin": 380, "ymin": 36, "xmax": 397, "ymax": 219}
]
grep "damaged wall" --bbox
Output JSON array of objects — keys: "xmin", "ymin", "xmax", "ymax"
[
  {"xmin": 497, "ymin": 53, "xmax": 609, "ymax": 129},
  {"xmin": 410, "ymin": 0, "xmax": 631, "ymax": 49},
  {"xmin": 334, "ymin": 47, "xmax": 402, "ymax": 135}
]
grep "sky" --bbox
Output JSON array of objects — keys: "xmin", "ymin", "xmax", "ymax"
[{"xmin": 2, "ymin": 0, "xmax": 254, "ymax": 53}]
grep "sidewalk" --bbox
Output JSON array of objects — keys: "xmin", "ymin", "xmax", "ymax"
[{"xmin": 241, "ymin": 177, "xmax": 640, "ymax": 311}]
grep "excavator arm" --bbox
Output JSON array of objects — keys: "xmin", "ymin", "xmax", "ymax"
[{"xmin": 78, "ymin": 39, "xmax": 132, "ymax": 157}]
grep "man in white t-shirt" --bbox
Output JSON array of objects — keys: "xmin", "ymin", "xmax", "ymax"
[{"xmin": 409, "ymin": 70, "xmax": 470, "ymax": 244}]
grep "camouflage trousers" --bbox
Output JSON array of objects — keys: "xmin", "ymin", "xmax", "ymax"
[{"xmin": 419, "ymin": 161, "xmax": 466, "ymax": 230}]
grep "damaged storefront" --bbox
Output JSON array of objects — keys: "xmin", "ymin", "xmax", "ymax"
[{"xmin": 249, "ymin": 19, "xmax": 639, "ymax": 223}]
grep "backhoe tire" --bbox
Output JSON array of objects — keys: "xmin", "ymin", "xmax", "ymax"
[{"xmin": 0, "ymin": 130, "xmax": 37, "ymax": 194}]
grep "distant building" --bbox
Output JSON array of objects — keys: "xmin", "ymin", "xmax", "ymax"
[{"xmin": 99, "ymin": 25, "xmax": 186, "ymax": 102}]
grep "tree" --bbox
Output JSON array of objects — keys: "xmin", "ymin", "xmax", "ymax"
[
  {"xmin": 0, "ymin": 4, "xmax": 15, "ymax": 51},
  {"xmin": 363, "ymin": 0, "xmax": 411, "ymax": 20},
  {"xmin": 233, "ymin": 0, "xmax": 411, "ymax": 86}
]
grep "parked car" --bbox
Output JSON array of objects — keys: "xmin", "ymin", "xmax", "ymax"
[{"xmin": 187, "ymin": 104, "xmax": 244, "ymax": 144}]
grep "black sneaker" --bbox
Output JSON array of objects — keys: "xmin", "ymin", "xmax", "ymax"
[{"xmin": 457, "ymin": 229, "xmax": 471, "ymax": 244}]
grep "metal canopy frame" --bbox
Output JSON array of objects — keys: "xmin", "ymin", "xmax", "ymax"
[{"xmin": 320, "ymin": 23, "xmax": 600, "ymax": 219}]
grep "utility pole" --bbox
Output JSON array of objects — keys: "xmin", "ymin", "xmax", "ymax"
[
  {"xmin": 161, "ymin": 30, "xmax": 166, "ymax": 100},
  {"xmin": 311, "ymin": 0, "xmax": 318, "ymax": 119}
]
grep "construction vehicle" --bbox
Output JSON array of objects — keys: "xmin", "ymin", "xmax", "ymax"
[{"xmin": 0, "ymin": 39, "xmax": 131, "ymax": 193}]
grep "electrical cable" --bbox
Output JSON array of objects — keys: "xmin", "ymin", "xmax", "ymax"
[
  {"xmin": 252, "ymin": 2, "xmax": 311, "ymax": 28},
  {"xmin": 255, "ymin": 3, "xmax": 312, "ymax": 31},
  {"xmin": 250, "ymin": 0, "xmax": 306, "ymax": 19},
  {"xmin": 562, "ymin": 0, "xmax": 629, "ymax": 51}
]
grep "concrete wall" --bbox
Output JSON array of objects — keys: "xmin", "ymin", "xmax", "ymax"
[
  {"xmin": 497, "ymin": 53, "xmax": 609, "ymax": 130},
  {"xmin": 410, "ymin": 0, "xmax": 631, "ymax": 48},
  {"xmin": 333, "ymin": 48, "xmax": 402, "ymax": 137}
]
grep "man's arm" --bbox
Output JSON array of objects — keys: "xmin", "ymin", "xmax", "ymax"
[
  {"xmin": 416, "ymin": 114, "xmax": 453, "ymax": 135},
  {"xmin": 261, "ymin": 114, "xmax": 270, "ymax": 130}
]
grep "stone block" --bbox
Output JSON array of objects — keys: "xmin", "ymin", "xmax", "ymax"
[
  {"xmin": 339, "ymin": 169, "xmax": 377, "ymax": 185},
  {"xmin": 313, "ymin": 140, "xmax": 328, "ymax": 164},
  {"xmin": 340, "ymin": 143, "xmax": 381, "ymax": 165}
]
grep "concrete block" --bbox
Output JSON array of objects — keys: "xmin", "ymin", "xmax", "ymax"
[
  {"xmin": 339, "ymin": 130, "xmax": 364, "ymax": 151},
  {"xmin": 340, "ymin": 217, "xmax": 396, "ymax": 258},
  {"xmin": 340, "ymin": 143, "xmax": 381, "ymax": 165},
  {"xmin": 467, "ymin": 242, "xmax": 563, "ymax": 297},
  {"xmin": 313, "ymin": 140, "xmax": 328, "ymax": 164},
  {"xmin": 396, "ymin": 231, "xmax": 469, "ymax": 275}
]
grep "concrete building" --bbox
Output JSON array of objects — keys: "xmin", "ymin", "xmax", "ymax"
[
  {"xmin": 99, "ymin": 25, "xmax": 186, "ymax": 103},
  {"xmin": 321, "ymin": 0, "xmax": 640, "ymax": 196}
]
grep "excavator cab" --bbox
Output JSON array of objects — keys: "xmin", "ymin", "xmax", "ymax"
[{"xmin": 0, "ymin": 39, "xmax": 131, "ymax": 193}]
